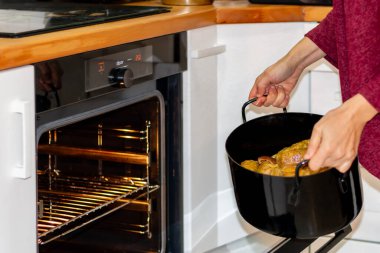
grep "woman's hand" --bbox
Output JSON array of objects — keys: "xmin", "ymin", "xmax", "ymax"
[
  {"xmin": 249, "ymin": 37, "xmax": 326, "ymax": 108},
  {"xmin": 304, "ymin": 94, "xmax": 378, "ymax": 173},
  {"xmin": 249, "ymin": 58, "xmax": 302, "ymax": 108}
]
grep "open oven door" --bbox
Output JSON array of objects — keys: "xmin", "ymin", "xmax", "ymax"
[{"xmin": 0, "ymin": 65, "xmax": 37, "ymax": 253}]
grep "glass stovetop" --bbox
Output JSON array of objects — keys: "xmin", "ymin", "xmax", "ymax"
[{"xmin": 0, "ymin": 3, "xmax": 170, "ymax": 38}]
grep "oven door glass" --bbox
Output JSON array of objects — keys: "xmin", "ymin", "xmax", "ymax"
[{"xmin": 37, "ymin": 96, "xmax": 164, "ymax": 253}]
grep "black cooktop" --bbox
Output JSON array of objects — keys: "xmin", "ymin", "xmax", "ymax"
[{"xmin": 0, "ymin": 4, "xmax": 170, "ymax": 38}]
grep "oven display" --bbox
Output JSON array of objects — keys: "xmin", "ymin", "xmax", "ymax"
[{"xmin": 85, "ymin": 45, "xmax": 153, "ymax": 92}]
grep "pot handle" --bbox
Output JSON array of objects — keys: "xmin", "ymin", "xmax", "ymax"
[
  {"xmin": 295, "ymin": 159, "xmax": 309, "ymax": 188},
  {"xmin": 289, "ymin": 160, "xmax": 349, "ymax": 206},
  {"xmin": 295, "ymin": 160, "xmax": 349, "ymax": 193},
  {"xmin": 288, "ymin": 159, "xmax": 309, "ymax": 206},
  {"xmin": 242, "ymin": 98, "xmax": 258, "ymax": 123},
  {"xmin": 242, "ymin": 97, "xmax": 287, "ymax": 123}
]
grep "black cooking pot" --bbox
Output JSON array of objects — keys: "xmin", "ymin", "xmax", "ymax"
[{"xmin": 226, "ymin": 99, "xmax": 363, "ymax": 239}]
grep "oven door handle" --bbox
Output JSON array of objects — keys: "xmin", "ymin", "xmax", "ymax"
[{"xmin": 11, "ymin": 100, "xmax": 33, "ymax": 179}]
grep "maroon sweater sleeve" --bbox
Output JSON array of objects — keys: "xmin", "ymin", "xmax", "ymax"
[
  {"xmin": 359, "ymin": 73, "xmax": 380, "ymax": 112},
  {"xmin": 305, "ymin": 9, "xmax": 338, "ymax": 68},
  {"xmin": 350, "ymin": 1, "xmax": 380, "ymax": 112}
]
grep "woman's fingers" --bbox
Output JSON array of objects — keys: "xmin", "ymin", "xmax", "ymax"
[
  {"xmin": 311, "ymin": 151, "xmax": 355, "ymax": 173},
  {"xmin": 249, "ymin": 74, "xmax": 271, "ymax": 106},
  {"xmin": 248, "ymin": 81, "xmax": 259, "ymax": 99},
  {"xmin": 250, "ymin": 84, "xmax": 288, "ymax": 107},
  {"xmin": 263, "ymin": 86, "xmax": 278, "ymax": 106},
  {"xmin": 335, "ymin": 160, "xmax": 355, "ymax": 173},
  {"xmin": 252, "ymin": 96, "xmax": 267, "ymax": 106},
  {"xmin": 304, "ymin": 124, "xmax": 323, "ymax": 170},
  {"xmin": 249, "ymin": 75, "xmax": 269, "ymax": 99},
  {"xmin": 302, "ymin": 94, "xmax": 375, "ymax": 174},
  {"xmin": 278, "ymin": 94, "xmax": 290, "ymax": 108},
  {"xmin": 304, "ymin": 120, "xmax": 350, "ymax": 172},
  {"xmin": 272, "ymin": 85, "xmax": 287, "ymax": 107},
  {"xmin": 249, "ymin": 60, "xmax": 299, "ymax": 108}
]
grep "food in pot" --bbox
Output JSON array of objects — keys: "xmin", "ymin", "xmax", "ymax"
[{"xmin": 241, "ymin": 139, "xmax": 330, "ymax": 176}]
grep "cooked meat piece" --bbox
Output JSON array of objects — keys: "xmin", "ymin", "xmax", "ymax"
[
  {"xmin": 240, "ymin": 139, "xmax": 330, "ymax": 177},
  {"xmin": 275, "ymin": 140, "xmax": 309, "ymax": 169}
]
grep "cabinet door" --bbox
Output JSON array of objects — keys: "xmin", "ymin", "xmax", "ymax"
[
  {"xmin": 183, "ymin": 26, "xmax": 221, "ymax": 253},
  {"xmin": 0, "ymin": 66, "xmax": 37, "ymax": 253}
]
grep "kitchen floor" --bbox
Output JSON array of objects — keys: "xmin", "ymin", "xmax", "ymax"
[
  {"xmin": 206, "ymin": 231, "xmax": 308, "ymax": 253},
  {"xmin": 206, "ymin": 231, "xmax": 380, "ymax": 253}
]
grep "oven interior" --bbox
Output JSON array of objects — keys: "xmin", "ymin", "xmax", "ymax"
[{"xmin": 37, "ymin": 97, "xmax": 164, "ymax": 253}]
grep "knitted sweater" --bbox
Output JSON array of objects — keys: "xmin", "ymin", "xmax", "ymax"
[{"xmin": 305, "ymin": 0, "xmax": 380, "ymax": 178}]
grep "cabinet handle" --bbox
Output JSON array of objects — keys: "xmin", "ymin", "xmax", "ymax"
[
  {"xmin": 11, "ymin": 100, "xmax": 33, "ymax": 179},
  {"xmin": 191, "ymin": 44, "xmax": 226, "ymax": 59}
]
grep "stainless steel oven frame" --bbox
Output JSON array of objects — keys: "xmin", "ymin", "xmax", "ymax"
[{"xmin": 34, "ymin": 32, "xmax": 186, "ymax": 253}]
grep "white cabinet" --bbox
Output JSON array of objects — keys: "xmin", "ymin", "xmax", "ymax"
[
  {"xmin": 0, "ymin": 66, "xmax": 37, "ymax": 253},
  {"xmin": 183, "ymin": 26, "xmax": 221, "ymax": 253},
  {"xmin": 185, "ymin": 22, "xmax": 380, "ymax": 253}
]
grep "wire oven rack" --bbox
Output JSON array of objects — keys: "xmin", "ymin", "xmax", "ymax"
[
  {"xmin": 38, "ymin": 175, "xmax": 159, "ymax": 245},
  {"xmin": 37, "ymin": 121, "xmax": 157, "ymax": 245}
]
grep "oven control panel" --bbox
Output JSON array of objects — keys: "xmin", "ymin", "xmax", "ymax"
[{"xmin": 85, "ymin": 45, "xmax": 153, "ymax": 92}]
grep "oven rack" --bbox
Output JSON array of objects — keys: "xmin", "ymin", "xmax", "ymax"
[
  {"xmin": 38, "ymin": 144, "xmax": 149, "ymax": 165},
  {"xmin": 37, "ymin": 175, "xmax": 159, "ymax": 245}
]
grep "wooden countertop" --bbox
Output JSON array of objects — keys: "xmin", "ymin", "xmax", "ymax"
[
  {"xmin": 0, "ymin": 1, "xmax": 331, "ymax": 70},
  {"xmin": 216, "ymin": 4, "xmax": 331, "ymax": 23}
]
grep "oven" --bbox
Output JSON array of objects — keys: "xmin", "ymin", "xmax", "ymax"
[{"xmin": 33, "ymin": 32, "xmax": 186, "ymax": 253}]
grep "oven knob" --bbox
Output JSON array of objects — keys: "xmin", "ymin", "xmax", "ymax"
[{"xmin": 109, "ymin": 67, "xmax": 134, "ymax": 88}]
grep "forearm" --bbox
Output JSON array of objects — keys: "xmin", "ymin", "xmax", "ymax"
[
  {"xmin": 343, "ymin": 94, "xmax": 378, "ymax": 125},
  {"xmin": 283, "ymin": 37, "xmax": 326, "ymax": 74}
]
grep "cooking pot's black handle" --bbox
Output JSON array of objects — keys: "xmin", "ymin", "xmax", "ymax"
[
  {"xmin": 294, "ymin": 159, "xmax": 309, "ymax": 189},
  {"xmin": 242, "ymin": 98, "xmax": 258, "ymax": 123},
  {"xmin": 288, "ymin": 160, "xmax": 309, "ymax": 206},
  {"xmin": 289, "ymin": 160, "xmax": 349, "ymax": 206},
  {"xmin": 242, "ymin": 97, "xmax": 287, "ymax": 123},
  {"xmin": 295, "ymin": 160, "xmax": 348, "ymax": 191}
]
